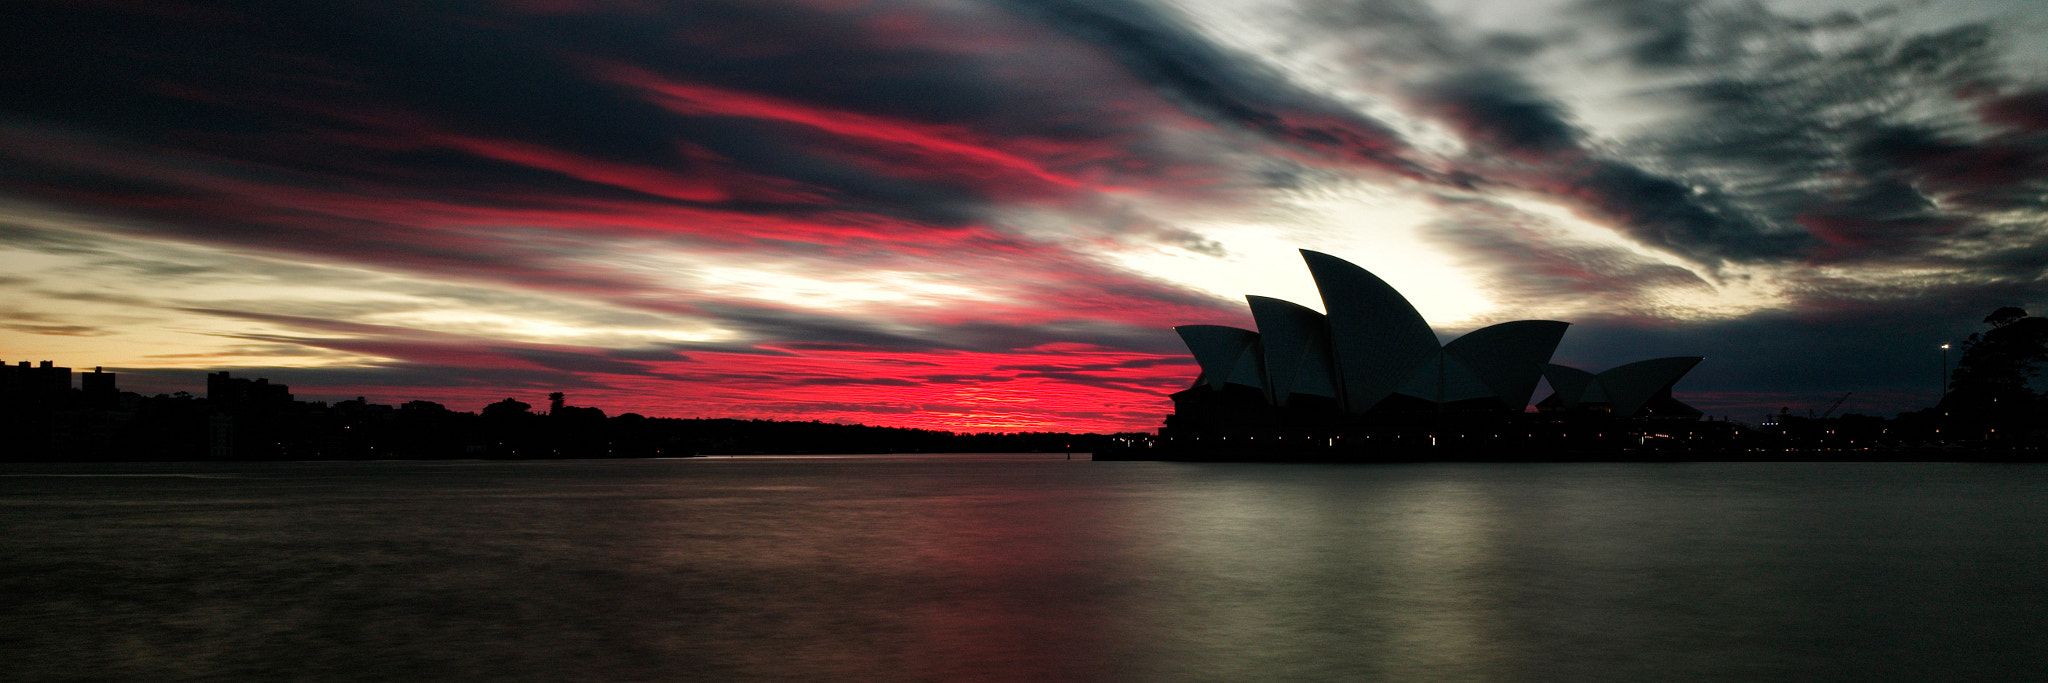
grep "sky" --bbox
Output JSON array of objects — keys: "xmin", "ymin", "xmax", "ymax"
[{"xmin": 3, "ymin": 0, "xmax": 2046, "ymax": 432}]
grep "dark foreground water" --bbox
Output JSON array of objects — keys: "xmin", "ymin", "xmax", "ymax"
[{"xmin": 3, "ymin": 457, "xmax": 2045, "ymax": 682}]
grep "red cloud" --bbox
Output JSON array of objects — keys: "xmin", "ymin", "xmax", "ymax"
[
  {"xmin": 1794, "ymin": 213, "xmax": 1964, "ymax": 253},
  {"xmin": 598, "ymin": 63, "xmax": 1098, "ymax": 194},
  {"xmin": 622, "ymin": 346, "xmax": 1193, "ymax": 432},
  {"xmin": 1980, "ymin": 90, "xmax": 2048, "ymax": 132},
  {"xmin": 434, "ymin": 135, "xmax": 732, "ymax": 203},
  {"xmin": 258, "ymin": 333, "xmax": 1194, "ymax": 432}
]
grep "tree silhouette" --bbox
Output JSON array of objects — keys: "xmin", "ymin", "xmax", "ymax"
[
  {"xmin": 1985, "ymin": 306, "xmax": 2028, "ymax": 329},
  {"xmin": 1946, "ymin": 308, "xmax": 2048, "ymax": 409},
  {"xmin": 482, "ymin": 397, "xmax": 532, "ymax": 419}
]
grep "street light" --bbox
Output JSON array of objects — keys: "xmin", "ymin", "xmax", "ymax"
[{"xmin": 1940, "ymin": 343, "xmax": 1951, "ymax": 400}]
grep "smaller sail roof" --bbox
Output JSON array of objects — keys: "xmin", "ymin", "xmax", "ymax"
[
  {"xmin": 1597, "ymin": 357, "xmax": 1703, "ymax": 417},
  {"xmin": 1247, "ymin": 296, "xmax": 1338, "ymax": 406},
  {"xmin": 1542, "ymin": 357, "xmax": 1702, "ymax": 417},
  {"xmin": 1174, "ymin": 325, "xmax": 1264, "ymax": 392},
  {"xmin": 1444, "ymin": 320, "xmax": 1568, "ymax": 410}
]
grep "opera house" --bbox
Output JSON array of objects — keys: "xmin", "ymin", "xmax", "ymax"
[{"xmin": 1143, "ymin": 250, "xmax": 1717, "ymax": 459}]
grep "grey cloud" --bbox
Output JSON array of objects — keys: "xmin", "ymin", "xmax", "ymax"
[
  {"xmin": 1612, "ymin": 7, "xmax": 2047, "ymax": 274},
  {"xmin": 1073, "ymin": 197, "xmax": 1230, "ymax": 256},
  {"xmin": 1423, "ymin": 198, "xmax": 1710, "ymax": 311},
  {"xmin": 701, "ymin": 301, "xmax": 1183, "ymax": 356},
  {"xmin": 0, "ymin": 220, "xmax": 110, "ymax": 256},
  {"xmin": 0, "ymin": 322, "xmax": 109, "ymax": 337},
  {"xmin": 1557, "ymin": 160, "xmax": 1806, "ymax": 261},
  {"xmin": 1479, "ymin": 32, "xmax": 1552, "ymax": 59},
  {"xmin": 989, "ymin": 0, "xmax": 1420, "ymax": 171},
  {"xmin": 1576, "ymin": 0, "xmax": 1790, "ymax": 70},
  {"xmin": 694, "ymin": 303, "xmax": 937, "ymax": 352},
  {"xmin": 494, "ymin": 346, "xmax": 657, "ymax": 377},
  {"xmin": 1256, "ymin": 0, "xmax": 1814, "ymax": 265},
  {"xmin": 1298, "ymin": 0, "xmax": 1461, "ymax": 66}
]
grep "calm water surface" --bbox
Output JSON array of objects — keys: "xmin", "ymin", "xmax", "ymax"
[{"xmin": 2, "ymin": 457, "xmax": 2044, "ymax": 681}]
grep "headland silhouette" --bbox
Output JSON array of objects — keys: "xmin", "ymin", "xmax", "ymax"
[
  {"xmin": 2, "ymin": 296, "xmax": 2041, "ymax": 462},
  {"xmin": 0, "ymin": 365, "xmax": 1129, "ymax": 462}
]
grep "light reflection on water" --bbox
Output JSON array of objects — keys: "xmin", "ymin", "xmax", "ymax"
[{"xmin": 2, "ymin": 457, "xmax": 2044, "ymax": 681}]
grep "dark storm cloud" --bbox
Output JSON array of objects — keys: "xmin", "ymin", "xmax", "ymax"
[
  {"xmin": 0, "ymin": 0, "xmax": 1304, "ymax": 367},
  {"xmin": 1546, "ymin": 159, "xmax": 1807, "ymax": 261},
  {"xmin": 1282, "ymin": 0, "xmax": 1576, "ymax": 136},
  {"xmin": 1296, "ymin": 1, "xmax": 1579, "ymax": 157},
  {"xmin": 481, "ymin": 0, "xmax": 1257, "ymax": 206},
  {"xmin": 1790, "ymin": 180, "xmax": 1965, "ymax": 258},
  {"xmin": 1370, "ymin": 0, "xmax": 2011, "ymax": 290},
  {"xmin": 986, "ymin": 0, "xmax": 1424, "ymax": 174},
  {"xmin": 1573, "ymin": 0, "xmax": 1898, "ymax": 71},
  {"xmin": 1578, "ymin": 0, "xmax": 1723, "ymax": 68},
  {"xmin": 1851, "ymin": 125, "xmax": 2048, "ymax": 210},
  {"xmin": 1414, "ymin": 71, "xmax": 1582, "ymax": 159},
  {"xmin": 1257, "ymin": 0, "xmax": 1822, "ymax": 267},
  {"xmin": 1266, "ymin": 0, "xmax": 2045, "ymax": 277},
  {"xmin": 0, "ymin": 0, "xmax": 1231, "ymax": 236}
]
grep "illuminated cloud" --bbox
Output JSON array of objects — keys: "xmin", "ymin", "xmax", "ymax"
[{"xmin": 2, "ymin": 0, "xmax": 2045, "ymax": 428}]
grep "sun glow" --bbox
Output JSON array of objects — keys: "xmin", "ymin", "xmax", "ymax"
[{"xmin": 1105, "ymin": 183, "xmax": 1495, "ymax": 325}]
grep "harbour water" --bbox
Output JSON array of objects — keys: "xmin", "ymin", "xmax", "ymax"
[{"xmin": 3, "ymin": 456, "xmax": 2044, "ymax": 681}]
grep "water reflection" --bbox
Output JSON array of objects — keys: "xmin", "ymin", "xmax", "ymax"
[
  {"xmin": 1377, "ymin": 479, "xmax": 1497, "ymax": 679},
  {"xmin": 2, "ymin": 459, "xmax": 2045, "ymax": 681},
  {"xmin": 1109, "ymin": 469, "xmax": 1509, "ymax": 680}
]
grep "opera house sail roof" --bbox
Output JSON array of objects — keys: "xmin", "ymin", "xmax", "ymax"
[
  {"xmin": 1245, "ymin": 295, "xmax": 1337, "ymax": 406},
  {"xmin": 1170, "ymin": 250, "xmax": 1701, "ymax": 421},
  {"xmin": 1538, "ymin": 357, "xmax": 1705, "ymax": 418},
  {"xmin": 1174, "ymin": 324, "xmax": 1264, "ymax": 392}
]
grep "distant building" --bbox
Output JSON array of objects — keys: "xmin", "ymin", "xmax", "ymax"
[
  {"xmin": 80, "ymin": 366, "xmax": 120, "ymax": 410},
  {"xmin": 206, "ymin": 371, "xmax": 292, "ymax": 411},
  {"xmin": 203, "ymin": 372, "xmax": 295, "ymax": 460},
  {"xmin": 1, "ymin": 360, "xmax": 72, "ymax": 407},
  {"xmin": 81, "ymin": 366, "xmax": 117, "ymax": 395},
  {"xmin": 210, "ymin": 413, "xmax": 236, "ymax": 459}
]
